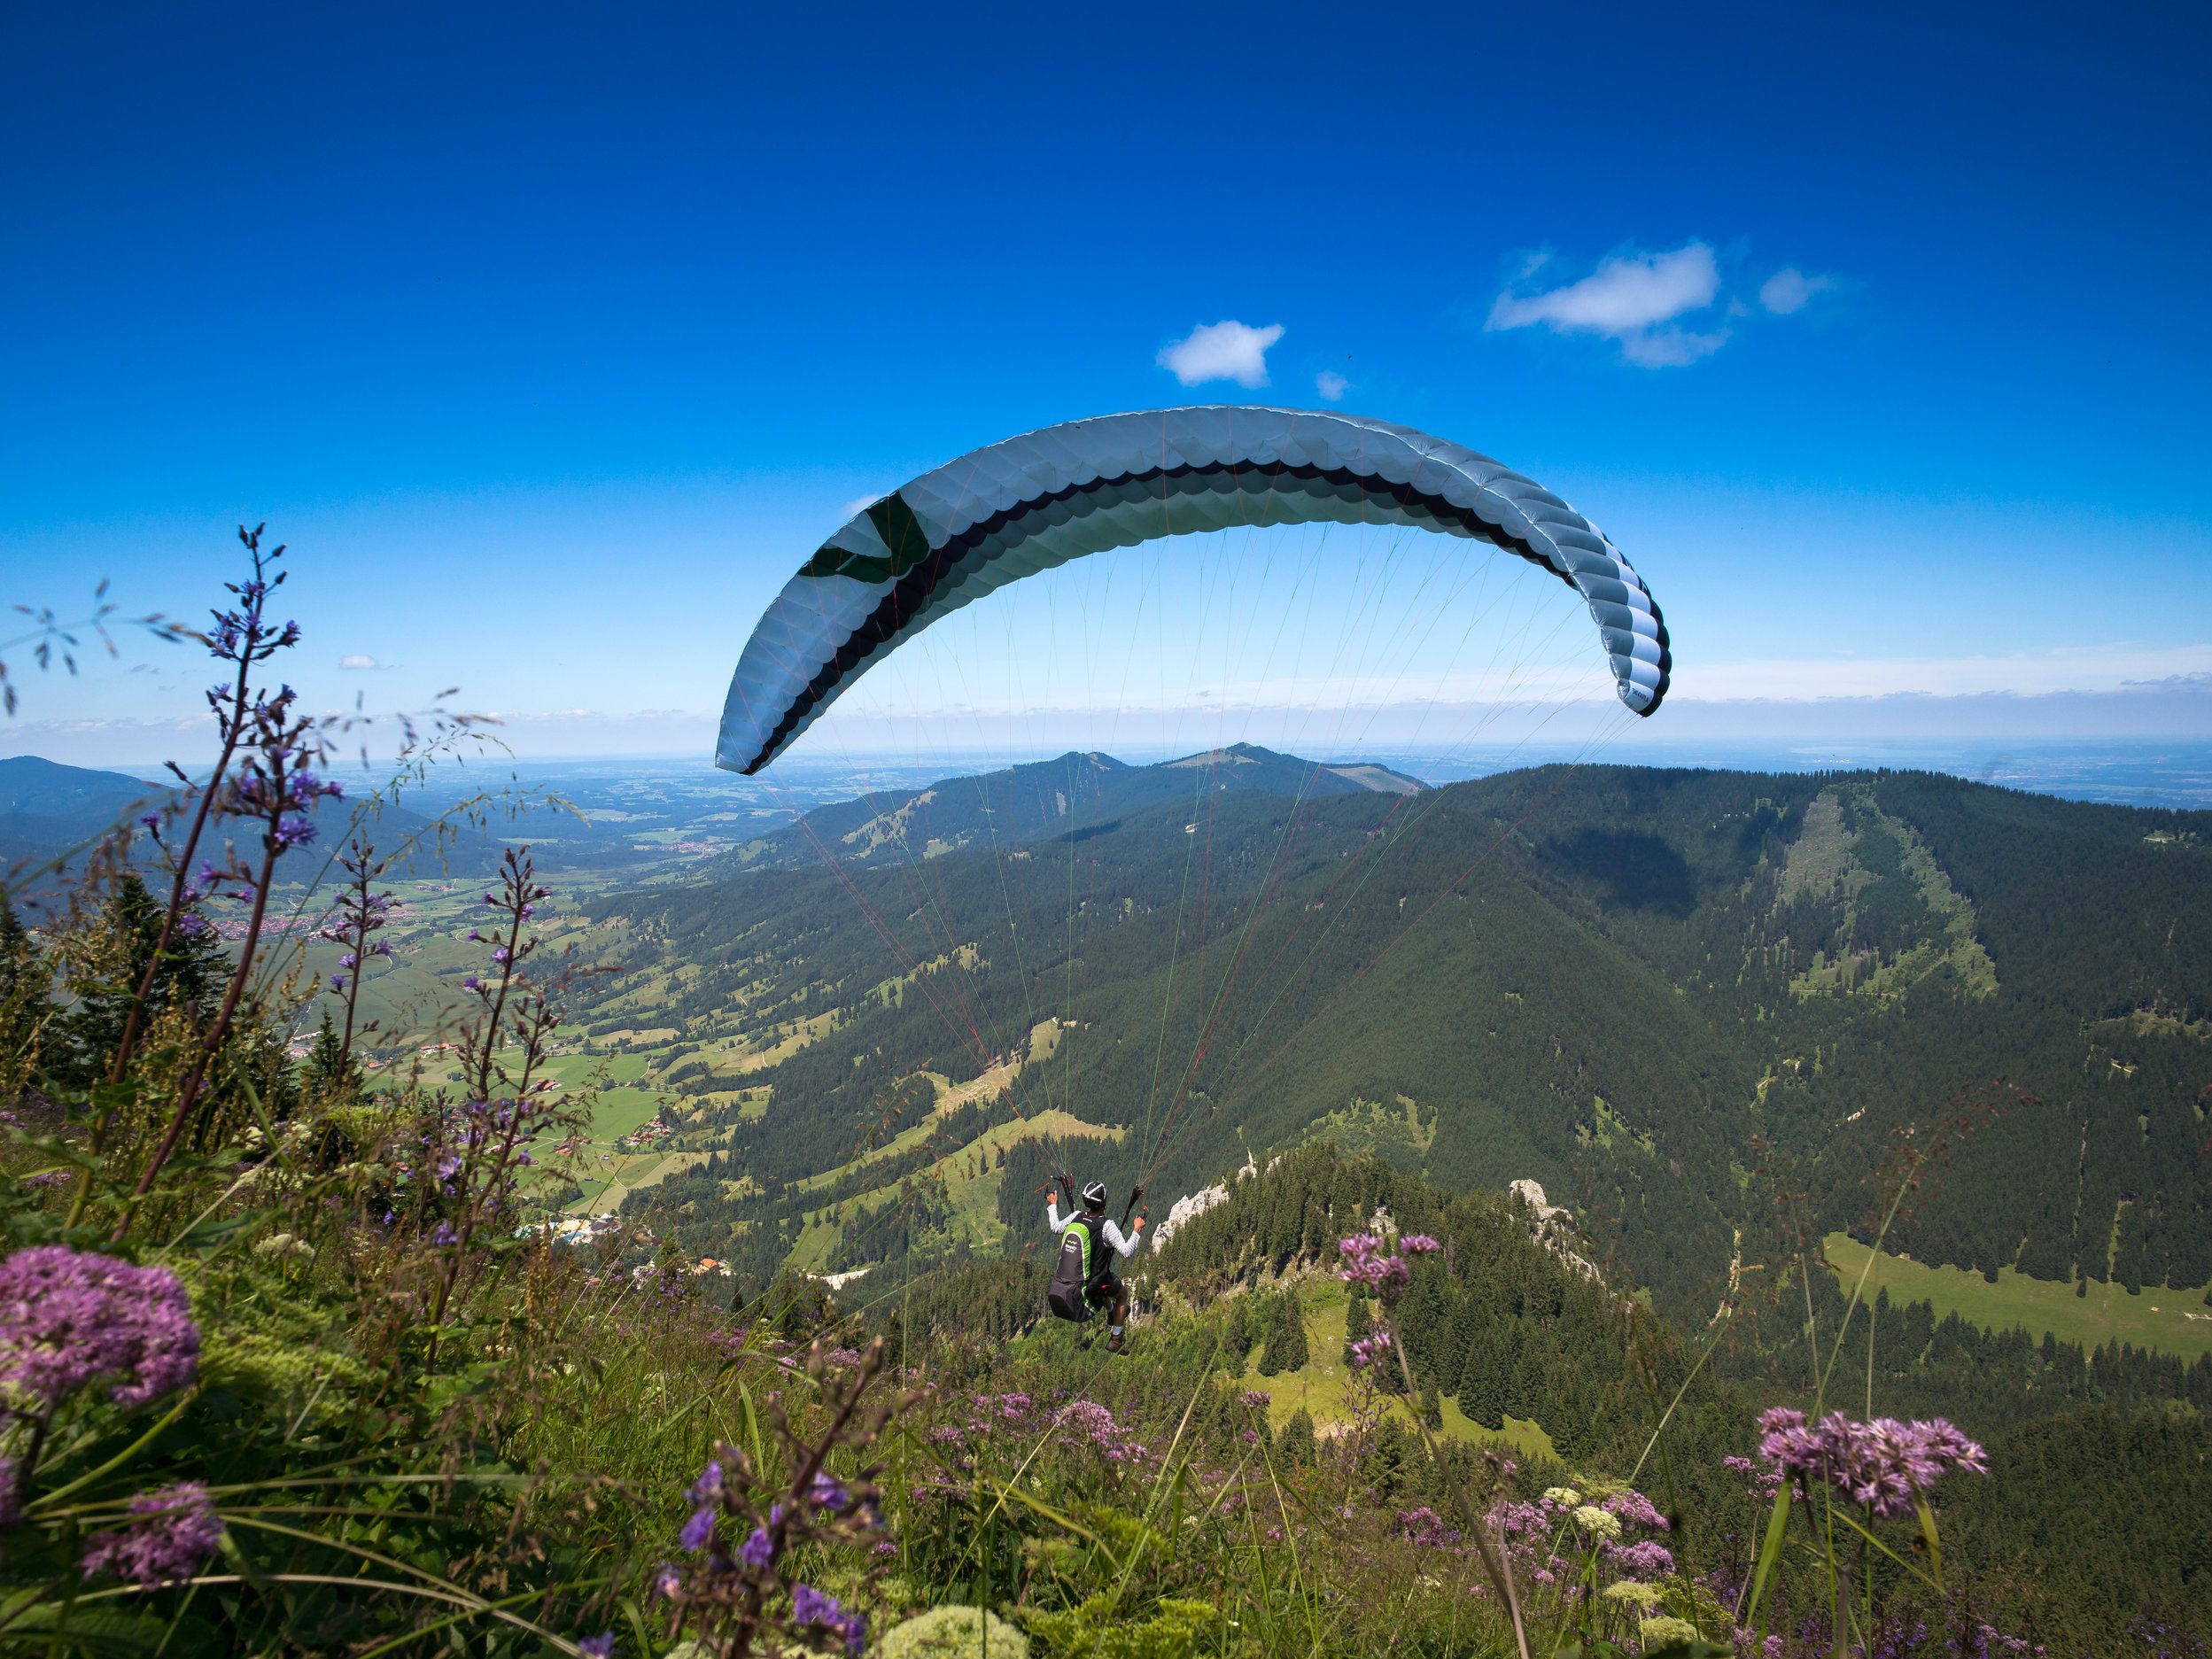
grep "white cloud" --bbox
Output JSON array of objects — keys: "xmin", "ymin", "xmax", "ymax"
[
  {"xmin": 1157, "ymin": 321, "xmax": 1285, "ymax": 388},
  {"xmin": 339, "ymin": 654, "xmax": 381, "ymax": 671},
  {"xmin": 1619, "ymin": 326, "xmax": 1731, "ymax": 368},
  {"xmin": 1315, "ymin": 370, "xmax": 1348, "ymax": 401},
  {"xmin": 837, "ymin": 494, "xmax": 887, "ymax": 522},
  {"xmin": 1758, "ymin": 267, "xmax": 1836, "ymax": 314},
  {"xmin": 1486, "ymin": 242, "xmax": 1726, "ymax": 368}
]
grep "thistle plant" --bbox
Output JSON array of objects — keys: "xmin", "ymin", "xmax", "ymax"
[
  {"xmin": 113, "ymin": 676, "xmax": 342, "ymax": 1231},
  {"xmin": 97, "ymin": 527, "xmax": 295, "ymax": 1093}
]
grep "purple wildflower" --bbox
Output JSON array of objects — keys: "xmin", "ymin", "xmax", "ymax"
[
  {"xmin": 462, "ymin": 975, "xmax": 481, "ymax": 992},
  {"xmin": 1603, "ymin": 1488, "xmax": 1668, "ymax": 1530},
  {"xmin": 1241, "ymin": 1389, "xmax": 1271, "ymax": 1408},
  {"xmin": 1606, "ymin": 1538, "xmax": 1675, "ymax": 1579},
  {"xmin": 809, "ymin": 1471, "xmax": 850, "ymax": 1513},
  {"xmin": 1754, "ymin": 1407, "xmax": 1987, "ymax": 1520},
  {"xmin": 1399, "ymin": 1505, "xmax": 1461, "ymax": 1548},
  {"xmin": 678, "ymin": 1507, "xmax": 716, "ymax": 1552},
  {"xmin": 272, "ymin": 815, "xmax": 317, "ymax": 849},
  {"xmin": 1399, "ymin": 1233, "xmax": 1442, "ymax": 1255},
  {"xmin": 0, "ymin": 1247, "xmax": 199, "ymax": 1412},
  {"xmin": 740, "ymin": 1525, "xmax": 775, "ymax": 1568},
  {"xmin": 579, "ymin": 1636, "xmax": 615, "ymax": 1659},
  {"xmin": 1336, "ymin": 1234, "xmax": 1410, "ymax": 1288},
  {"xmin": 691, "ymin": 1460, "xmax": 725, "ymax": 1504},
  {"xmin": 1348, "ymin": 1331, "xmax": 1393, "ymax": 1369},
  {"xmin": 793, "ymin": 1585, "xmax": 866, "ymax": 1655},
  {"xmin": 79, "ymin": 1483, "xmax": 222, "ymax": 1588},
  {"xmin": 1724, "ymin": 1454, "xmax": 1784, "ymax": 1502}
]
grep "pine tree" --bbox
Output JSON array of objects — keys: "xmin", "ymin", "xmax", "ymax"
[
  {"xmin": 0, "ymin": 897, "xmax": 54, "ymax": 1105},
  {"xmin": 1343, "ymin": 1292, "xmax": 1372, "ymax": 1368},
  {"xmin": 1278, "ymin": 1407, "xmax": 1316, "ymax": 1465},
  {"xmin": 1257, "ymin": 1289, "xmax": 1308, "ymax": 1375},
  {"xmin": 1455, "ymin": 1331, "xmax": 1494, "ymax": 1428},
  {"xmin": 1220, "ymin": 1294, "xmax": 1257, "ymax": 1364},
  {"xmin": 49, "ymin": 872, "xmax": 228, "ymax": 1089},
  {"xmin": 300, "ymin": 1010, "xmax": 361, "ymax": 1102}
]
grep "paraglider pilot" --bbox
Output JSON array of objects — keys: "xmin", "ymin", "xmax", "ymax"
[{"xmin": 1047, "ymin": 1176, "xmax": 1145, "ymax": 1351}]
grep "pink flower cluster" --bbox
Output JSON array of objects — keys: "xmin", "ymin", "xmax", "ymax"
[
  {"xmin": 1756, "ymin": 1407, "xmax": 1987, "ymax": 1520},
  {"xmin": 1052, "ymin": 1399, "xmax": 1148, "ymax": 1464},
  {"xmin": 1722, "ymin": 1453, "xmax": 1784, "ymax": 1503},
  {"xmin": 0, "ymin": 1247, "xmax": 199, "ymax": 1414},
  {"xmin": 1398, "ymin": 1504, "xmax": 1463, "ymax": 1548},
  {"xmin": 1336, "ymin": 1234, "xmax": 1411, "ymax": 1288},
  {"xmin": 80, "ymin": 1482, "xmax": 223, "ymax": 1588},
  {"xmin": 1486, "ymin": 1484, "xmax": 1673, "ymax": 1589},
  {"xmin": 1347, "ymin": 1331, "xmax": 1394, "ymax": 1370}
]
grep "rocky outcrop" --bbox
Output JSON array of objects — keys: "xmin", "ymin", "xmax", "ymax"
[
  {"xmin": 1150, "ymin": 1151, "xmax": 1259, "ymax": 1252},
  {"xmin": 1510, "ymin": 1179, "xmax": 1601, "ymax": 1281}
]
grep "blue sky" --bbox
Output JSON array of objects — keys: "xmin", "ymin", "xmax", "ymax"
[{"xmin": 3, "ymin": 2, "xmax": 2208, "ymax": 767}]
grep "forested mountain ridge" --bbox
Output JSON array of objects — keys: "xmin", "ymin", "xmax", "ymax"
[
  {"xmin": 712, "ymin": 741, "xmax": 1424, "ymax": 874},
  {"xmin": 589, "ymin": 760, "xmax": 2212, "ymax": 1322}
]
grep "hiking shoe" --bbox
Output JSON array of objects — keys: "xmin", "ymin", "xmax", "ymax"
[{"xmin": 1106, "ymin": 1331, "xmax": 1126, "ymax": 1353}]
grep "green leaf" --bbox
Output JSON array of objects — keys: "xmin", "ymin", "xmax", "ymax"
[{"xmin": 1742, "ymin": 1482, "xmax": 1791, "ymax": 1630}]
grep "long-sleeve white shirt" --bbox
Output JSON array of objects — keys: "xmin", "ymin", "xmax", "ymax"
[{"xmin": 1047, "ymin": 1198, "xmax": 1139, "ymax": 1259}]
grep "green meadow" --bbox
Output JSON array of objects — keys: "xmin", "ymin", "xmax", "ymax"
[{"xmin": 1825, "ymin": 1232, "xmax": 2212, "ymax": 1362}]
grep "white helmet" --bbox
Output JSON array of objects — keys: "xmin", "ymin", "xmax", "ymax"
[{"xmin": 1082, "ymin": 1180, "xmax": 1108, "ymax": 1210}]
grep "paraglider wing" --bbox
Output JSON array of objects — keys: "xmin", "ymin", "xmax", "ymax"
[{"xmin": 717, "ymin": 407, "xmax": 1670, "ymax": 775}]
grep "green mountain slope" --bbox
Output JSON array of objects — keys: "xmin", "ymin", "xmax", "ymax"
[{"xmin": 581, "ymin": 761, "xmax": 2212, "ymax": 1320}]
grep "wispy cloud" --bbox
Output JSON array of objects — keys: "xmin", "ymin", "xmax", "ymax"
[
  {"xmin": 339, "ymin": 654, "xmax": 382, "ymax": 671},
  {"xmin": 1158, "ymin": 321, "xmax": 1284, "ymax": 388},
  {"xmin": 1487, "ymin": 242, "xmax": 1727, "ymax": 368},
  {"xmin": 1315, "ymin": 370, "xmax": 1349, "ymax": 402},
  {"xmin": 1758, "ymin": 267, "xmax": 1837, "ymax": 315}
]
